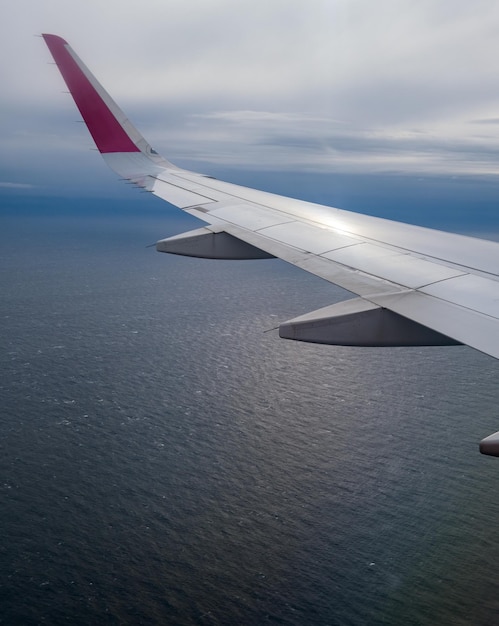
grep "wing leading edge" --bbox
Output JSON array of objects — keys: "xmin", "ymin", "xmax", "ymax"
[{"xmin": 42, "ymin": 35, "xmax": 499, "ymax": 455}]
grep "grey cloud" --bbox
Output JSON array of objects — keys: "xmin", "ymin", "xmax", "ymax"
[
  {"xmin": 0, "ymin": 182, "xmax": 34, "ymax": 189},
  {"xmin": 470, "ymin": 118, "xmax": 499, "ymax": 125},
  {"xmin": 5, "ymin": 0, "xmax": 499, "ymax": 186}
]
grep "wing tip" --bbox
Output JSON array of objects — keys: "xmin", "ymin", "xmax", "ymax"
[{"xmin": 42, "ymin": 34, "xmax": 68, "ymax": 45}]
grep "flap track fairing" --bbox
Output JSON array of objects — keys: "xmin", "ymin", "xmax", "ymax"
[
  {"xmin": 156, "ymin": 228, "xmax": 274, "ymax": 260},
  {"xmin": 279, "ymin": 298, "xmax": 461, "ymax": 347}
]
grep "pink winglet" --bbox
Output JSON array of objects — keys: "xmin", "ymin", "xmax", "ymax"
[{"xmin": 43, "ymin": 34, "xmax": 140, "ymax": 154}]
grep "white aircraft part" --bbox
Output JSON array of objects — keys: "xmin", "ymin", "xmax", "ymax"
[
  {"xmin": 208, "ymin": 204, "xmax": 295, "ymax": 231},
  {"xmin": 322, "ymin": 243, "xmax": 465, "ymax": 289},
  {"xmin": 156, "ymin": 227, "xmax": 274, "ymax": 259},
  {"xmin": 257, "ymin": 221, "xmax": 359, "ymax": 255},
  {"xmin": 479, "ymin": 431, "xmax": 499, "ymax": 457},
  {"xmin": 279, "ymin": 298, "xmax": 460, "ymax": 347}
]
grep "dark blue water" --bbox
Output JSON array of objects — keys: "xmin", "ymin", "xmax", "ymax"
[{"xmin": 1, "ymin": 195, "xmax": 499, "ymax": 625}]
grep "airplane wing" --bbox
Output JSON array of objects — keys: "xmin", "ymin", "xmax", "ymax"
[{"xmin": 42, "ymin": 34, "xmax": 499, "ymax": 455}]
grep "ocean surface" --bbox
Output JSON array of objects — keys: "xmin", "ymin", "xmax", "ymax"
[{"xmin": 1, "ymin": 194, "xmax": 499, "ymax": 625}]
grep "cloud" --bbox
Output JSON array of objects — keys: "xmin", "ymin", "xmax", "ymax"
[
  {"xmin": 470, "ymin": 118, "xmax": 499, "ymax": 125},
  {"xmin": 4, "ymin": 0, "xmax": 499, "ymax": 190},
  {"xmin": 145, "ymin": 107, "xmax": 499, "ymax": 175},
  {"xmin": 0, "ymin": 182, "xmax": 34, "ymax": 189}
]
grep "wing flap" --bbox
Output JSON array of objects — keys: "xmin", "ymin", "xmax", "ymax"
[
  {"xmin": 372, "ymin": 290, "xmax": 499, "ymax": 359},
  {"xmin": 421, "ymin": 274, "xmax": 499, "ymax": 318},
  {"xmin": 212, "ymin": 219, "xmax": 412, "ymax": 296},
  {"xmin": 323, "ymin": 244, "xmax": 465, "ymax": 289},
  {"xmin": 208, "ymin": 204, "xmax": 295, "ymax": 230},
  {"xmin": 257, "ymin": 221, "xmax": 359, "ymax": 254},
  {"xmin": 152, "ymin": 177, "xmax": 220, "ymax": 209}
]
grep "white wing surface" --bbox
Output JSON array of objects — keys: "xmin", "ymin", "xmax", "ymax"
[{"xmin": 42, "ymin": 35, "xmax": 499, "ymax": 455}]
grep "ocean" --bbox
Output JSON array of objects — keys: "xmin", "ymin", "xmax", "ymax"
[{"xmin": 1, "ymin": 194, "xmax": 499, "ymax": 625}]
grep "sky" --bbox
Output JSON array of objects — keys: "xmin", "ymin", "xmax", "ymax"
[{"xmin": 4, "ymin": 0, "xmax": 499, "ymax": 204}]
